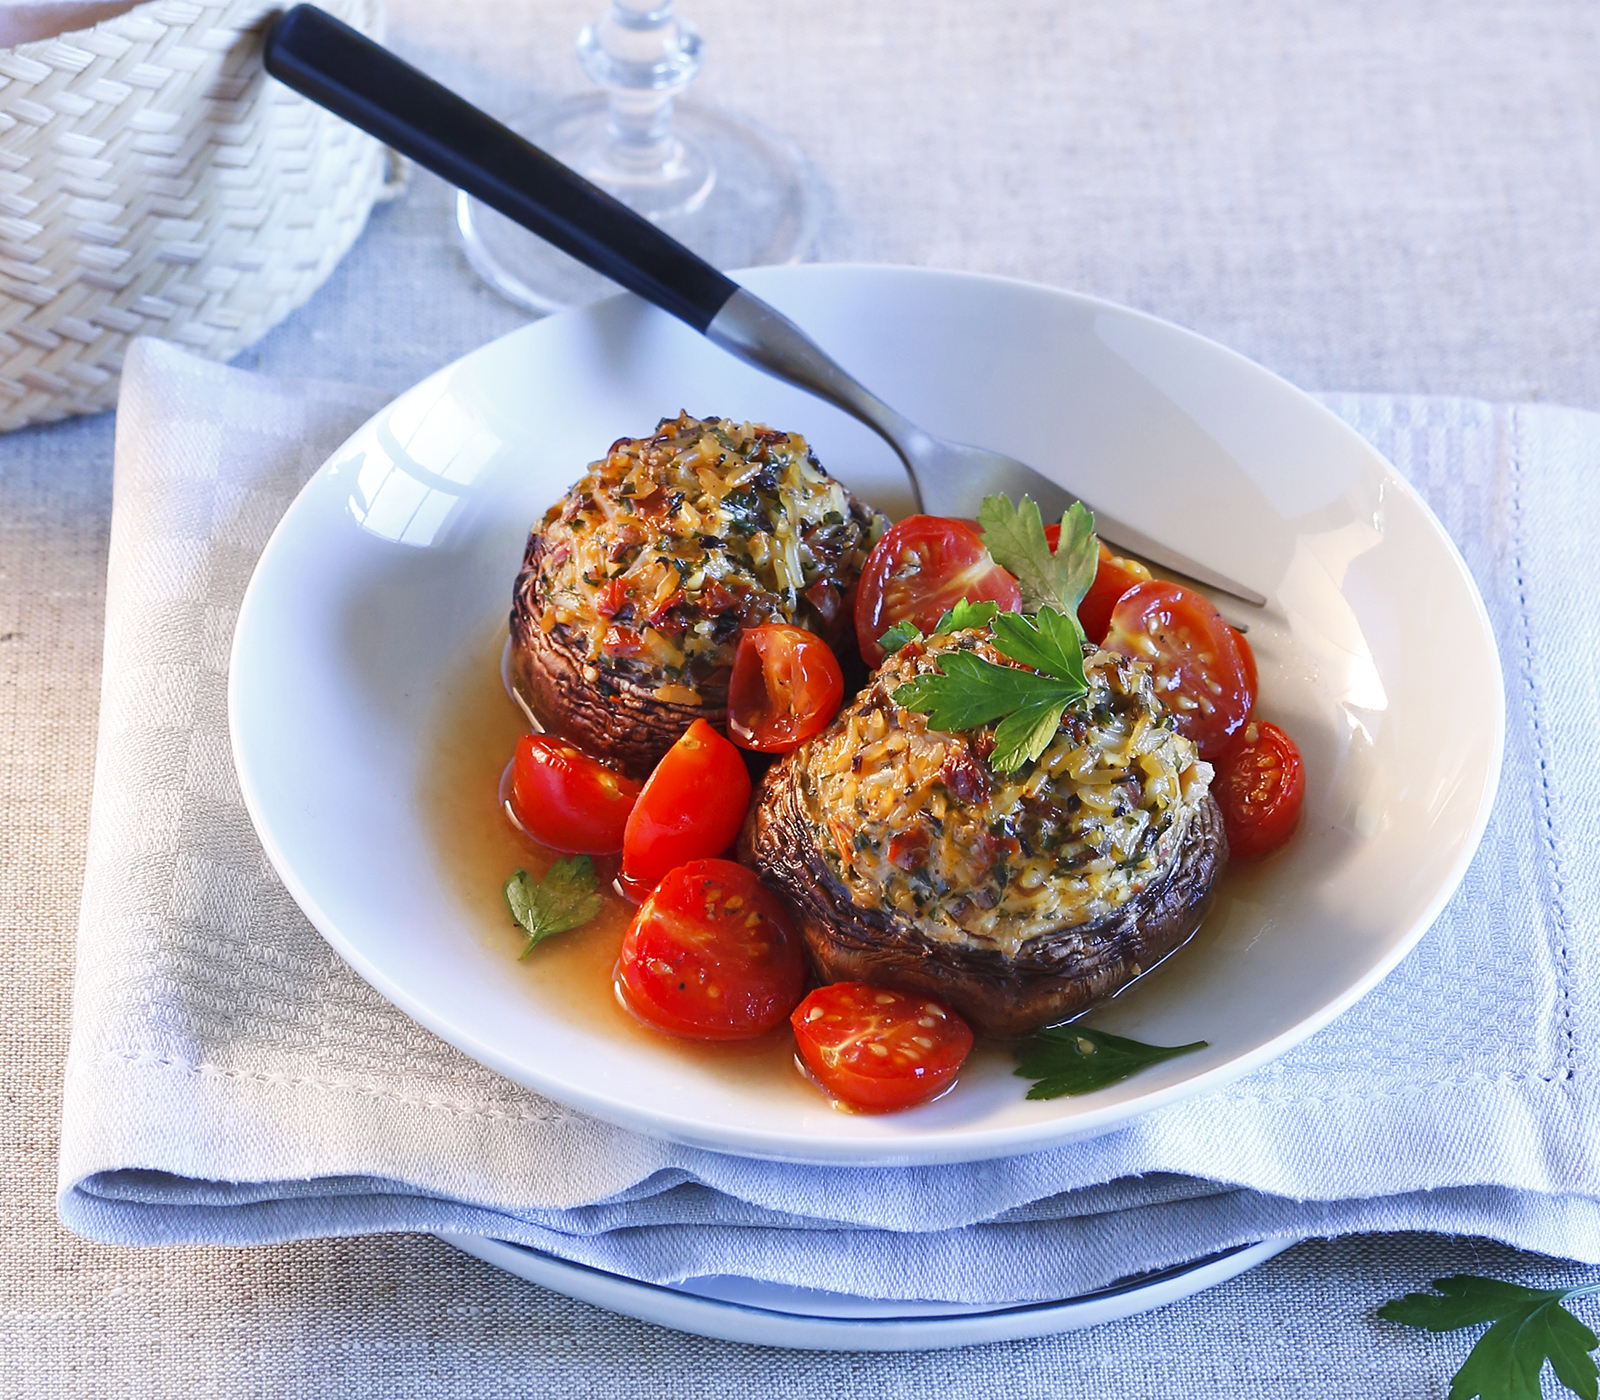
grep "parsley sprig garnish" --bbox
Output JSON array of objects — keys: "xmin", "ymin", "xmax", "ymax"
[
  {"xmin": 889, "ymin": 496, "xmax": 1102, "ymax": 772},
  {"xmin": 1013, "ymin": 1024, "xmax": 1208, "ymax": 1098},
  {"xmin": 1382, "ymin": 1276, "xmax": 1600, "ymax": 1400},
  {"xmin": 504, "ymin": 857, "xmax": 603, "ymax": 958},
  {"xmin": 894, "ymin": 607, "xmax": 1090, "ymax": 772}
]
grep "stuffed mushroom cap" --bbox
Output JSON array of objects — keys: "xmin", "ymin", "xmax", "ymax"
[
  {"xmin": 744, "ymin": 627, "xmax": 1227, "ymax": 1036},
  {"xmin": 510, "ymin": 413, "xmax": 885, "ymax": 778}
]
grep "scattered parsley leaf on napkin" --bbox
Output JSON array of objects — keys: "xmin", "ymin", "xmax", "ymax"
[
  {"xmin": 504, "ymin": 857, "xmax": 603, "ymax": 959},
  {"xmin": 1380, "ymin": 1276, "xmax": 1600, "ymax": 1400},
  {"xmin": 1013, "ymin": 1024, "xmax": 1208, "ymax": 1098}
]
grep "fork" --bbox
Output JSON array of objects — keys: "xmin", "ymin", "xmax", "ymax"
[{"xmin": 263, "ymin": 5, "xmax": 1264, "ymax": 607}]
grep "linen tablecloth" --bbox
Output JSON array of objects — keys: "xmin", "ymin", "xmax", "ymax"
[{"xmin": 7, "ymin": 0, "xmax": 1600, "ymax": 1392}]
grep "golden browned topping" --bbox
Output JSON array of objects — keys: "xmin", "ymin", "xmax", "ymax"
[
  {"xmin": 530, "ymin": 413, "xmax": 883, "ymax": 700},
  {"xmin": 796, "ymin": 628, "xmax": 1214, "ymax": 958}
]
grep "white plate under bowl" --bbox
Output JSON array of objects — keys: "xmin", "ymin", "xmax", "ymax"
[
  {"xmin": 438, "ymin": 1234, "xmax": 1295, "ymax": 1350},
  {"xmin": 230, "ymin": 265, "xmax": 1503, "ymax": 1166}
]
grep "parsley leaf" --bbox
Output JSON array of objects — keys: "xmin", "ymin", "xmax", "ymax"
[
  {"xmin": 504, "ymin": 857, "xmax": 603, "ymax": 959},
  {"xmin": 878, "ymin": 620, "xmax": 923, "ymax": 655},
  {"xmin": 893, "ymin": 606, "xmax": 1091, "ymax": 771},
  {"xmin": 935, "ymin": 598, "xmax": 1002, "ymax": 633},
  {"xmin": 893, "ymin": 650, "xmax": 1082, "ymax": 736},
  {"xmin": 991, "ymin": 606, "xmax": 1088, "ymax": 692},
  {"xmin": 978, "ymin": 495, "xmax": 1099, "ymax": 615},
  {"xmin": 990, "ymin": 699, "xmax": 1073, "ymax": 773},
  {"xmin": 1381, "ymin": 1276, "xmax": 1600, "ymax": 1400},
  {"xmin": 1053, "ymin": 500, "xmax": 1100, "ymax": 611},
  {"xmin": 1013, "ymin": 1024, "xmax": 1208, "ymax": 1098},
  {"xmin": 879, "ymin": 599, "xmax": 1003, "ymax": 657}
]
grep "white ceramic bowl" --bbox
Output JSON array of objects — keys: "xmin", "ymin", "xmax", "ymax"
[
  {"xmin": 230, "ymin": 265, "xmax": 1503, "ymax": 1166},
  {"xmin": 439, "ymin": 1234, "xmax": 1294, "ymax": 1350}
]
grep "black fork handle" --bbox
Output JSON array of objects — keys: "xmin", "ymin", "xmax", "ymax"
[{"xmin": 262, "ymin": 4, "xmax": 739, "ymax": 331}]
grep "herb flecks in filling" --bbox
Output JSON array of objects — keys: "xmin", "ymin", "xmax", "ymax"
[
  {"xmin": 799, "ymin": 628, "xmax": 1214, "ymax": 959},
  {"xmin": 532, "ymin": 414, "xmax": 883, "ymax": 700}
]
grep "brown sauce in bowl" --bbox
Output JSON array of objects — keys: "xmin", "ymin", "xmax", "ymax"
[
  {"xmin": 420, "ymin": 623, "xmax": 1237, "ymax": 1107},
  {"xmin": 420, "ymin": 625, "xmax": 807, "ymax": 1095}
]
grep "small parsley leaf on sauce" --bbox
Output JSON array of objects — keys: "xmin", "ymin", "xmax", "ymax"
[
  {"xmin": 505, "ymin": 857, "xmax": 603, "ymax": 959},
  {"xmin": 1380, "ymin": 1276, "xmax": 1600, "ymax": 1400},
  {"xmin": 979, "ymin": 495, "xmax": 1099, "ymax": 615},
  {"xmin": 1014, "ymin": 1024, "xmax": 1208, "ymax": 1098}
]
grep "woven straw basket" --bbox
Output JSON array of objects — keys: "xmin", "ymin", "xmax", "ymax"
[{"xmin": 0, "ymin": 0, "xmax": 399, "ymax": 430}]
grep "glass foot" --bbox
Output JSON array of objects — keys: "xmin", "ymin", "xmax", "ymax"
[{"xmin": 457, "ymin": 93, "xmax": 819, "ymax": 316}]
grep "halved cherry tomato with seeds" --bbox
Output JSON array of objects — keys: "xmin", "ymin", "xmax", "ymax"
[
  {"xmin": 854, "ymin": 516, "xmax": 1023, "ymax": 667},
  {"xmin": 1102, "ymin": 581, "xmax": 1256, "ymax": 759},
  {"xmin": 728, "ymin": 623, "xmax": 845, "ymax": 752},
  {"xmin": 616, "ymin": 859, "xmax": 807, "ymax": 1039},
  {"xmin": 1235, "ymin": 624, "xmax": 1258, "ymax": 703},
  {"xmin": 791, "ymin": 983, "xmax": 974, "ymax": 1112},
  {"xmin": 621, "ymin": 720, "xmax": 752, "ymax": 888},
  {"xmin": 508, "ymin": 733, "xmax": 642, "ymax": 854},
  {"xmin": 1214, "ymin": 720, "xmax": 1304, "ymax": 860}
]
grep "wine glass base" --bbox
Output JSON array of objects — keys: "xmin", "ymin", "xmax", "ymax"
[{"xmin": 458, "ymin": 95, "xmax": 819, "ymax": 316}]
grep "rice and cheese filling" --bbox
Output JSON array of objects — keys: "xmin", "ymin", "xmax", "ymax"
[
  {"xmin": 530, "ymin": 413, "xmax": 882, "ymax": 704},
  {"xmin": 798, "ymin": 628, "xmax": 1214, "ymax": 960}
]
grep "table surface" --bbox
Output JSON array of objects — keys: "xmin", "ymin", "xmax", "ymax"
[{"xmin": 5, "ymin": 0, "xmax": 1600, "ymax": 1393}]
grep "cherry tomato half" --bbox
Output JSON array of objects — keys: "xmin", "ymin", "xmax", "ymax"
[
  {"xmin": 1078, "ymin": 544, "xmax": 1154, "ymax": 645},
  {"xmin": 853, "ymin": 516, "xmax": 1022, "ymax": 667},
  {"xmin": 791, "ymin": 983, "xmax": 974, "ymax": 1113},
  {"xmin": 508, "ymin": 733, "xmax": 642, "ymax": 854},
  {"xmin": 1214, "ymin": 720, "xmax": 1305, "ymax": 860},
  {"xmin": 621, "ymin": 719, "xmax": 752, "ymax": 888},
  {"xmin": 728, "ymin": 623, "xmax": 845, "ymax": 752},
  {"xmin": 616, "ymin": 860, "xmax": 808, "ymax": 1039},
  {"xmin": 1102, "ymin": 581, "xmax": 1256, "ymax": 759}
]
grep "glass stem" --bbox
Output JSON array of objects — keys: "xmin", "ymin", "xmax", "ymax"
[{"xmin": 578, "ymin": 0, "xmax": 702, "ymax": 178}]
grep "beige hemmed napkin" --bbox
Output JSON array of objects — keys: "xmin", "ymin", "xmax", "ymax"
[{"xmin": 57, "ymin": 337, "xmax": 1600, "ymax": 1306}]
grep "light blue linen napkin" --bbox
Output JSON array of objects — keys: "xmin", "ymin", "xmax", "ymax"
[{"xmin": 56, "ymin": 341, "xmax": 1600, "ymax": 1304}]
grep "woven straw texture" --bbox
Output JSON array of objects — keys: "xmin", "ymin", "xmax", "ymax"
[{"xmin": 0, "ymin": 0, "xmax": 395, "ymax": 431}]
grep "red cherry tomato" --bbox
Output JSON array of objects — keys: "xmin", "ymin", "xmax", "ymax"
[
  {"xmin": 791, "ymin": 983, "xmax": 974, "ymax": 1113},
  {"xmin": 1102, "ymin": 581, "xmax": 1256, "ymax": 759},
  {"xmin": 728, "ymin": 623, "xmax": 845, "ymax": 752},
  {"xmin": 1235, "ymin": 624, "xmax": 1259, "ymax": 701},
  {"xmin": 1214, "ymin": 720, "xmax": 1305, "ymax": 860},
  {"xmin": 1078, "ymin": 545, "xmax": 1154, "ymax": 645},
  {"xmin": 508, "ymin": 733, "xmax": 642, "ymax": 854},
  {"xmin": 622, "ymin": 719, "xmax": 752, "ymax": 887},
  {"xmin": 853, "ymin": 516, "xmax": 1023, "ymax": 667},
  {"xmin": 616, "ymin": 860, "xmax": 808, "ymax": 1039}
]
